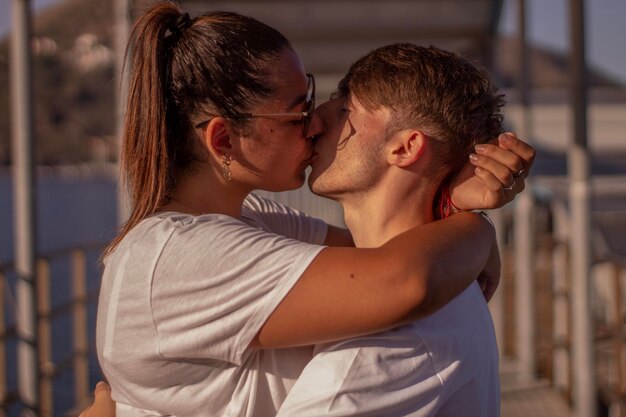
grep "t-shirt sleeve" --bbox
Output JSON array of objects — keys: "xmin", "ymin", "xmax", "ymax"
[
  {"xmin": 242, "ymin": 193, "xmax": 328, "ymax": 244},
  {"xmin": 150, "ymin": 215, "xmax": 324, "ymax": 365},
  {"xmin": 276, "ymin": 328, "xmax": 443, "ymax": 417}
]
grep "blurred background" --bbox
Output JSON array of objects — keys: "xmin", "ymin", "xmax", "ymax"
[{"xmin": 1, "ymin": 0, "xmax": 625, "ymax": 416}]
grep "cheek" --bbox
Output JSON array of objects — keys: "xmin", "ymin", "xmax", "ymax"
[
  {"xmin": 244, "ymin": 124, "xmax": 310, "ymax": 172},
  {"xmin": 255, "ymin": 140, "xmax": 309, "ymax": 184}
]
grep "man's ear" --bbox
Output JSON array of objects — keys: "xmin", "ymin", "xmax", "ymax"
[
  {"xmin": 387, "ymin": 130, "xmax": 427, "ymax": 168},
  {"xmin": 202, "ymin": 117, "xmax": 233, "ymax": 158}
]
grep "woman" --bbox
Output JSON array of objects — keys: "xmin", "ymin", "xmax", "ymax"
[{"xmin": 95, "ymin": 2, "xmax": 533, "ymax": 416}]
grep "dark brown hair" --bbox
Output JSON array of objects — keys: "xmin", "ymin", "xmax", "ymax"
[
  {"xmin": 338, "ymin": 43, "xmax": 504, "ymax": 181},
  {"xmin": 106, "ymin": 1, "xmax": 290, "ymax": 255}
]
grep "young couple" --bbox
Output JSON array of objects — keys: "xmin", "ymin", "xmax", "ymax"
[{"xmin": 86, "ymin": 2, "xmax": 534, "ymax": 416}]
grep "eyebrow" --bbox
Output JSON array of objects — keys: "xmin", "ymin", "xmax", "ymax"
[
  {"xmin": 287, "ymin": 92, "xmax": 307, "ymax": 111},
  {"xmin": 330, "ymin": 90, "xmax": 348, "ymax": 101}
]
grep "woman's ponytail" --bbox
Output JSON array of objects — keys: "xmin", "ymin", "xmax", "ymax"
[{"xmin": 105, "ymin": 1, "xmax": 186, "ymax": 256}]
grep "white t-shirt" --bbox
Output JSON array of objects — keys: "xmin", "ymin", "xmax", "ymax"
[
  {"xmin": 97, "ymin": 194, "xmax": 327, "ymax": 417},
  {"xmin": 276, "ymin": 281, "xmax": 499, "ymax": 417}
]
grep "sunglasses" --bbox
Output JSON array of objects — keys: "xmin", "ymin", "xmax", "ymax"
[{"xmin": 195, "ymin": 73, "xmax": 316, "ymax": 137}]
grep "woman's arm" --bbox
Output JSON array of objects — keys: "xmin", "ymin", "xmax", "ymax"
[
  {"xmin": 254, "ymin": 211, "xmax": 495, "ymax": 348},
  {"xmin": 324, "ymin": 224, "xmax": 354, "ymax": 246}
]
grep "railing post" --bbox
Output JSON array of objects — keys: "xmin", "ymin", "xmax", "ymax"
[
  {"xmin": 610, "ymin": 263, "xmax": 625, "ymax": 417},
  {"xmin": 35, "ymin": 260, "xmax": 52, "ymax": 417},
  {"xmin": 72, "ymin": 250, "xmax": 89, "ymax": 408},
  {"xmin": 552, "ymin": 200, "xmax": 571, "ymax": 398}
]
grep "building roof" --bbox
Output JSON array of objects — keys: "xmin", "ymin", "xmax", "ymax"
[{"xmin": 181, "ymin": 0, "xmax": 504, "ymax": 96}]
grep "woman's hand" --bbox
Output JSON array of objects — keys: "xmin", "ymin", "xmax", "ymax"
[
  {"xmin": 79, "ymin": 381, "xmax": 116, "ymax": 417},
  {"xmin": 449, "ymin": 132, "xmax": 535, "ymax": 211}
]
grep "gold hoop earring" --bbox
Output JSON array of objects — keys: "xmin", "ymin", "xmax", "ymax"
[{"xmin": 222, "ymin": 155, "xmax": 233, "ymax": 181}]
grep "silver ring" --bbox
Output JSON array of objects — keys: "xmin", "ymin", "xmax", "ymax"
[
  {"xmin": 513, "ymin": 168, "xmax": 525, "ymax": 178},
  {"xmin": 504, "ymin": 177, "xmax": 516, "ymax": 191}
]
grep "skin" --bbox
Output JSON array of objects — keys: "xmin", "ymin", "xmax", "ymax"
[
  {"xmin": 309, "ymin": 96, "xmax": 390, "ymax": 202},
  {"xmin": 85, "ymin": 46, "xmax": 535, "ymax": 416},
  {"xmin": 163, "ymin": 48, "xmax": 318, "ymax": 220},
  {"xmin": 312, "ymin": 92, "xmax": 496, "ymax": 242},
  {"xmin": 79, "ymin": 382, "xmax": 115, "ymax": 417}
]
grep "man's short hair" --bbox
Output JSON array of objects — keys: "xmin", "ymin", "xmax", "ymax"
[{"xmin": 338, "ymin": 43, "xmax": 505, "ymax": 180}]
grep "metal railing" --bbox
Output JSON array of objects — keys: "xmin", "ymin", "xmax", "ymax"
[
  {"xmin": 0, "ymin": 243, "xmax": 103, "ymax": 417},
  {"xmin": 496, "ymin": 183, "xmax": 626, "ymax": 416},
  {"xmin": 597, "ymin": 260, "xmax": 626, "ymax": 416}
]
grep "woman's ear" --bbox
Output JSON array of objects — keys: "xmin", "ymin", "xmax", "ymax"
[
  {"xmin": 387, "ymin": 130, "xmax": 427, "ymax": 168},
  {"xmin": 201, "ymin": 117, "xmax": 233, "ymax": 158}
]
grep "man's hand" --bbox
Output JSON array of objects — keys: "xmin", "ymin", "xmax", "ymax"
[
  {"xmin": 79, "ymin": 381, "xmax": 116, "ymax": 417},
  {"xmin": 450, "ymin": 132, "xmax": 535, "ymax": 210}
]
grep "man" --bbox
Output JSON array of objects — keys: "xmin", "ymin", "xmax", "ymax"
[{"xmin": 276, "ymin": 43, "xmax": 510, "ymax": 416}]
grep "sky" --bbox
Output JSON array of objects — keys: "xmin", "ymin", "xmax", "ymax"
[
  {"xmin": 1, "ymin": 0, "xmax": 625, "ymax": 84},
  {"xmin": 500, "ymin": 0, "xmax": 626, "ymax": 84}
]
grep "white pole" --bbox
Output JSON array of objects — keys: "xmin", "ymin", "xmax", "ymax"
[
  {"xmin": 114, "ymin": 0, "xmax": 131, "ymax": 224},
  {"xmin": 10, "ymin": 0, "xmax": 39, "ymax": 415},
  {"xmin": 568, "ymin": 1, "xmax": 596, "ymax": 416},
  {"xmin": 514, "ymin": 192, "xmax": 535, "ymax": 382},
  {"xmin": 514, "ymin": 0, "xmax": 536, "ymax": 383},
  {"xmin": 488, "ymin": 209, "xmax": 506, "ymax": 356}
]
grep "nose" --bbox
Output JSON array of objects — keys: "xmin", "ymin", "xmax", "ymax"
[{"xmin": 306, "ymin": 105, "xmax": 328, "ymax": 140}]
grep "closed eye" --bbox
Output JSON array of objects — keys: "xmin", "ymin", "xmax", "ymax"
[{"xmin": 289, "ymin": 117, "xmax": 306, "ymax": 126}]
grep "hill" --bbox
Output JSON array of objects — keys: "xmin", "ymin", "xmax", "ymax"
[{"xmin": 0, "ymin": 0, "xmax": 115, "ymax": 165}]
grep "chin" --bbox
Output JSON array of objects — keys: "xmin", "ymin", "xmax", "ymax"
[
  {"xmin": 308, "ymin": 176, "xmax": 336, "ymax": 200},
  {"xmin": 265, "ymin": 173, "xmax": 306, "ymax": 193},
  {"xmin": 307, "ymin": 173, "xmax": 320, "ymax": 193}
]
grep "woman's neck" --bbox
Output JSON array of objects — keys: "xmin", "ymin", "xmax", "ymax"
[{"xmin": 160, "ymin": 168, "xmax": 249, "ymax": 218}]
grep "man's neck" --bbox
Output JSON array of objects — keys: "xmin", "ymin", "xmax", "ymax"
[{"xmin": 340, "ymin": 178, "xmax": 437, "ymax": 248}]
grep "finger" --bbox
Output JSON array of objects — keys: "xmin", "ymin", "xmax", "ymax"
[
  {"xmin": 473, "ymin": 166, "xmax": 505, "ymax": 193},
  {"xmin": 486, "ymin": 131, "xmax": 516, "ymax": 147},
  {"xmin": 470, "ymin": 153, "xmax": 515, "ymax": 188},
  {"xmin": 497, "ymin": 133, "xmax": 536, "ymax": 166},
  {"xmin": 474, "ymin": 143, "xmax": 524, "ymax": 175},
  {"xmin": 95, "ymin": 381, "xmax": 112, "ymax": 396}
]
